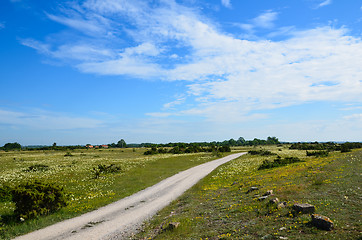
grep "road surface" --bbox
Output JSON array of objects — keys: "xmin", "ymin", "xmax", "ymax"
[{"xmin": 14, "ymin": 152, "xmax": 245, "ymax": 240}]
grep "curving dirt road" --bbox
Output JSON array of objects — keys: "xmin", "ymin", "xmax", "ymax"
[{"xmin": 14, "ymin": 152, "xmax": 245, "ymax": 240}]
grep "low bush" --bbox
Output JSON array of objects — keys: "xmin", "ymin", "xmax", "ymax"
[
  {"xmin": 248, "ymin": 150, "xmax": 276, "ymax": 156},
  {"xmin": 0, "ymin": 185, "xmax": 12, "ymax": 202},
  {"xmin": 306, "ymin": 150, "xmax": 329, "ymax": 157},
  {"xmin": 258, "ymin": 156, "xmax": 302, "ymax": 170},
  {"xmin": 24, "ymin": 164, "xmax": 49, "ymax": 172},
  {"xmin": 92, "ymin": 164, "xmax": 122, "ymax": 179},
  {"xmin": 144, "ymin": 147, "xmax": 158, "ymax": 155},
  {"xmin": 11, "ymin": 180, "xmax": 67, "ymax": 220},
  {"xmin": 64, "ymin": 152, "xmax": 73, "ymax": 157}
]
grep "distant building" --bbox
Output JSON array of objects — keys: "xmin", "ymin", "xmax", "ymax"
[{"xmin": 101, "ymin": 145, "xmax": 109, "ymax": 149}]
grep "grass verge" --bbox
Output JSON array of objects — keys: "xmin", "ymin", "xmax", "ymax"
[{"xmin": 136, "ymin": 146, "xmax": 361, "ymax": 239}]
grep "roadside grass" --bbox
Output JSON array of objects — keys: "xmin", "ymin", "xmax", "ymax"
[
  {"xmin": 0, "ymin": 148, "xmax": 221, "ymax": 239},
  {"xmin": 136, "ymin": 146, "xmax": 361, "ymax": 240}
]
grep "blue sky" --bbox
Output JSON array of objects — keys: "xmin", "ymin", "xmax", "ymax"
[{"xmin": 0, "ymin": 0, "xmax": 361, "ymax": 145}]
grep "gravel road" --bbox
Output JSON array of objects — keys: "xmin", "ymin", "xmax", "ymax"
[{"xmin": 14, "ymin": 152, "xmax": 245, "ymax": 240}]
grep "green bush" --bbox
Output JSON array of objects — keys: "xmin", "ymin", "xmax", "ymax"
[
  {"xmin": 64, "ymin": 152, "xmax": 73, "ymax": 157},
  {"xmin": 248, "ymin": 150, "xmax": 276, "ymax": 156},
  {"xmin": 306, "ymin": 150, "xmax": 329, "ymax": 157},
  {"xmin": 0, "ymin": 185, "xmax": 12, "ymax": 202},
  {"xmin": 11, "ymin": 180, "xmax": 67, "ymax": 220},
  {"xmin": 24, "ymin": 164, "xmax": 49, "ymax": 172},
  {"xmin": 92, "ymin": 164, "xmax": 122, "ymax": 179},
  {"xmin": 258, "ymin": 156, "xmax": 302, "ymax": 170}
]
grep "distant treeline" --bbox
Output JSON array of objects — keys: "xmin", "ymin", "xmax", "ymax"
[
  {"xmin": 0, "ymin": 137, "xmax": 280, "ymax": 151},
  {"xmin": 135, "ymin": 136, "xmax": 280, "ymax": 148},
  {"xmin": 142, "ymin": 137, "xmax": 279, "ymax": 155},
  {"xmin": 144, "ymin": 145, "xmax": 232, "ymax": 155},
  {"xmin": 289, "ymin": 142, "xmax": 362, "ymax": 152},
  {"xmin": 3, "ymin": 138, "xmax": 361, "ymax": 153}
]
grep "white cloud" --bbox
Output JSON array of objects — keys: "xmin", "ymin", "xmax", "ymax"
[
  {"xmin": 46, "ymin": 14, "xmax": 108, "ymax": 36},
  {"xmin": 221, "ymin": 0, "xmax": 231, "ymax": 8},
  {"xmin": 237, "ymin": 10, "xmax": 278, "ymax": 31},
  {"xmin": 343, "ymin": 113, "xmax": 362, "ymax": 121},
  {"xmin": 317, "ymin": 0, "xmax": 332, "ymax": 8},
  {"xmin": 22, "ymin": 0, "xmax": 362, "ymax": 124},
  {"xmin": 21, "ymin": 39, "xmax": 51, "ymax": 55},
  {"xmin": 52, "ymin": 44, "xmax": 115, "ymax": 61},
  {"xmin": 78, "ymin": 56, "xmax": 163, "ymax": 77},
  {"xmin": 146, "ymin": 112, "xmax": 173, "ymax": 118},
  {"xmin": 163, "ymin": 96, "xmax": 186, "ymax": 109},
  {"xmin": 0, "ymin": 109, "xmax": 103, "ymax": 130},
  {"xmin": 252, "ymin": 10, "xmax": 278, "ymax": 28}
]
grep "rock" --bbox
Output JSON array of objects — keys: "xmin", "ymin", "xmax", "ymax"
[
  {"xmin": 162, "ymin": 222, "xmax": 180, "ymax": 232},
  {"xmin": 263, "ymin": 190, "xmax": 273, "ymax": 196},
  {"xmin": 258, "ymin": 196, "xmax": 269, "ymax": 201},
  {"xmin": 247, "ymin": 186, "xmax": 258, "ymax": 193},
  {"xmin": 292, "ymin": 203, "xmax": 315, "ymax": 214},
  {"xmin": 269, "ymin": 197, "xmax": 279, "ymax": 204},
  {"xmin": 311, "ymin": 214, "xmax": 334, "ymax": 231},
  {"xmin": 277, "ymin": 202, "xmax": 287, "ymax": 209},
  {"xmin": 261, "ymin": 234, "xmax": 273, "ymax": 239}
]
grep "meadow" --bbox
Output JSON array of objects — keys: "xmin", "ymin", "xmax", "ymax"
[
  {"xmin": 136, "ymin": 146, "xmax": 361, "ymax": 239},
  {"xmin": 0, "ymin": 148, "xmax": 221, "ymax": 239}
]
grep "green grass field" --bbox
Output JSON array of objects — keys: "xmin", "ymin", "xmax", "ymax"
[
  {"xmin": 0, "ymin": 148, "xmax": 221, "ymax": 239},
  {"xmin": 136, "ymin": 146, "xmax": 361, "ymax": 239}
]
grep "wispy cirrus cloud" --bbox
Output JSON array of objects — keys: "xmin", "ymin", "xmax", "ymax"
[
  {"xmin": 317, "ymin": 0, "xmax": 332, "ymax": 8},
  {"xmin": 237, "ymin": 10, "xmax": 279, "ymax": 32},
  {"xmin": 0, "ymin": 109, "xmax": 103, "ymax": 130}
]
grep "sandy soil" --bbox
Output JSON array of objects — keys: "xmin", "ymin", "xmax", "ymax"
[{"xmin": 14, "ymin": 152, "xmax": 245, "ymax": 240}]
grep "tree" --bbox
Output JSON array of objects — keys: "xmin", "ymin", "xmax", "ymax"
[
  {"xmin": 266, "ymin": 136, "xmax": 280, "ymax": 145},
  {"xmin": 117, "ymin": 139, "xmax": 127, "ymax": 148},
  {"xmin": 3, "ymin": 142, "xmax": 21, "ymax": 151},
  {"xmin": 228, "ymin": 138, "xmax": 237, "ymax": 146},
  {"xmin": 237, "ymin": 137, "xmax": 246, "ymax": 146}
]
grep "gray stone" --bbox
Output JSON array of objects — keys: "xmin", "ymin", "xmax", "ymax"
[
  {"xmin": 269, "ymin": 197, "xmax": 279, "ymax": 204},
  {"xmin": 247, "ymin": 186, "xmax": 259, "ymax": 193},
  {"xmin": 261, "ymin": 234, "xmax": 273, "ymax": 239},
  {"xmin": 263, "ymin": 190, "xmax": 273, "ymax": 196},
  {"xmin": 311, "ymin": 214, "xmax": 334, "ymax": 231},
  {"xmin": 162, "ymin": 222, "xmax": 180, "ymax": 232},
  {"xmin": 292, "ymin": 203, "xmax": 315, "ymax": 214},
  {"xmin": 258, "ymin": 195, "xmax": 269, "ymax": 201},
  {"xmin": 277, "ymin": 202, "xmax": 287, "ymax": 209}
]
